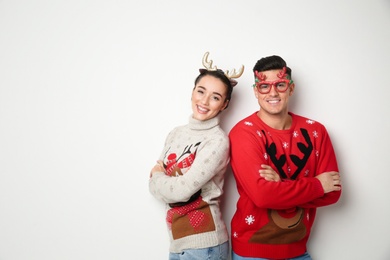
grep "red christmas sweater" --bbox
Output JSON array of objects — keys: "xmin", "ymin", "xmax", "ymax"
[{"xmin": 229, "ymin": 112, "xmax": 341, "ymax": 259}]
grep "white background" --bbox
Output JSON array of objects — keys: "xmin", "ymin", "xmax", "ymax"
[{"xmin": 1, "ymin": 0, "xmax": 390, "ymax": 259}]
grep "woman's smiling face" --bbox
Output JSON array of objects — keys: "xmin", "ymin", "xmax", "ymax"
[{"xmin": 191, "ymin": 75, "xmax": 228, "ymax": 121}]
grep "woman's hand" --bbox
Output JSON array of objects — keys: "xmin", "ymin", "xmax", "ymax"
[{"xmin": 150, "ymin": 160, "xmax": 165, "ymax": 177}]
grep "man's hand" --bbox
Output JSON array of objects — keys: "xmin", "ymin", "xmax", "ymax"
[
  {"xmin": 316, "ymin": 171, "xmax": 342, "ymax": 193},
  {"xmin": 259, "ymin": 164, "xmax": 281, "ymax": 182}
]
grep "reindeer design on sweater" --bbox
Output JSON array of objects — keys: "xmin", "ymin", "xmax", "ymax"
[
  {"xmin": 250, "ymin": 128, "xmax": 313, "ymax": 244},
  {"xmin": 164, "ymin": 141, "xmax": 216, "ymax": 240}
]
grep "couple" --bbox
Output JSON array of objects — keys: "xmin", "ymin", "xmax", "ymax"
[{"xmin": 149, "ymin": 52, "xmax": 342, "ymax": 260}]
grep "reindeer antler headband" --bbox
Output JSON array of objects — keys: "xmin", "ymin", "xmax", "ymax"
[{"xmin": 200, "ymin": 52, "xmax": 244, "ymax": 87}]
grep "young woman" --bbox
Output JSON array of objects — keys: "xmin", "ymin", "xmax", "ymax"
[{"xmin": 149, "ymin": 52, "xmax": 243, "ymax": 260}]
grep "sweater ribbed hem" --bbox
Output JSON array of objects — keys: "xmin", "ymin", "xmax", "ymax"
[
  {"xmin": 169, "ymin": 229, "xmax": 229, "ymax": 253},
  {"xmin": 232, "ymin": 239, "xmax": 307, "ymax": 259}
]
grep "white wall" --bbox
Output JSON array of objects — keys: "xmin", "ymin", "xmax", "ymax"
[{"xmin": 1, "ymin": 0, "xmax": 389, "ymax": 259}]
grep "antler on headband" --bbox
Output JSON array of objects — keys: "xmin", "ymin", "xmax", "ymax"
[{"xmin": 202, "ymin": 52, "xmax": 244, "ymax": 79}]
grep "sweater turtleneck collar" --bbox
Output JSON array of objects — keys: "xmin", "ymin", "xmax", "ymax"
[{"xmin": 188, "ymin": 115, "xmax": 220, "ymax": 131}]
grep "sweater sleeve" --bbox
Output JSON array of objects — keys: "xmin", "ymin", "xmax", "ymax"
[
  {"xmin": 149, "ymin": 131, "xmax": 230, "ymax": 204},
  {"xmin": 298, "ymin": 125, "xmax": 341, "ymax": 208},
  {"xmin": 229, "ymin": 123, "xmax": 325, "ymax": 210}
]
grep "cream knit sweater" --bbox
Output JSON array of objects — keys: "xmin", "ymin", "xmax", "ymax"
[{"xmin": 149, "ymin": 115, "xmax": 230, "ymax": 253}]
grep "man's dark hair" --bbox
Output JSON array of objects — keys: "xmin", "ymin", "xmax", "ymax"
[{"xmin": 253, "ymin": 55, "xmax": 292, "ymax": 78}]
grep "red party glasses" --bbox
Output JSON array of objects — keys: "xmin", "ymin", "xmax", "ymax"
[{"xmin": 255, "ymin": 79, "xmax": 290, "ymax": 94}]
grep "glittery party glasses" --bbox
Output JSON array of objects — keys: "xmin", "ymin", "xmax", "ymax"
[{"xmin": 255, "ymin": 79, "xmax": 291, "ymax": 94}]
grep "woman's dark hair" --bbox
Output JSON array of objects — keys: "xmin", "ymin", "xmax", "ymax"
[
  {"xmin": 194, "ymin": 69, "xmax": 233, "ymax": 109},
  {"xmin": 253, "ymin": 55, "xmax": 292, "ymax": 78}
]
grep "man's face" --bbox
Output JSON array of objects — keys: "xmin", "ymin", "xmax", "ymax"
[{"xmin": 253, "ymin": 69, "xmax": 295, "ymax": 118}]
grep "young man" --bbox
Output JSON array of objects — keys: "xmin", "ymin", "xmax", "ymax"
[{"xmin": 229, "ymin": 55, "xmax": 342, "ymax": 260}]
